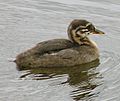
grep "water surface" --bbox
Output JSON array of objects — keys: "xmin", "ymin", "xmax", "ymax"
[{"xmin": 0, "ymin": 0, "xmax": 120, "ymax": 101}]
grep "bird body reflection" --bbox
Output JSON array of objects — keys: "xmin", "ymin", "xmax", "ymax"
[{"xmin": 20, "ymin": 59, "xmax": 100, "ymax": 100}]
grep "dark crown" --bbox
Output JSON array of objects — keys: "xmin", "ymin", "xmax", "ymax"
[{"xmin": 68, "ymin": 19, "xmax": 95, "ymax": 33}]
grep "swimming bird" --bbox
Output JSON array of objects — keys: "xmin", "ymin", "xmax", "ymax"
[{"xmin": 15, "ymin": 19, "xmax": 104, "ymax": 70}]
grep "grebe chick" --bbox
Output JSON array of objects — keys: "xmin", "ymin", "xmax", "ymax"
[{"xmin": 15, "ymin": 19, "xmax": 105, "ymax": 70}]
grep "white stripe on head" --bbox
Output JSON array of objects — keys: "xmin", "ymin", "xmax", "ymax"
[
  {"xmin": 86, "ymin": 22, "xmax": 92, "ymax": 27},
  {"xmin": 75, "ymin": 25, "xmax": 86, "ymax": 32},
  {"xmin": 75, "ymin": 26, "xmax": 81, "ymax": 31},
  {"xmin": 81, "ymin": 29, "xmax": 88, "ymax": 31},
  {"xmin": 79, "ymin": 26, "xmax": 86, "ymax": 28},
  {"xmin": 75, "ymin": 23, "xmax": 91, "ymax": 32}
]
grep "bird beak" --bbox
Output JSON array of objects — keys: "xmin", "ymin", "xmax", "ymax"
[{"xmin": 92, "ymin": 28, "xmax": 105, "ymax": 35}]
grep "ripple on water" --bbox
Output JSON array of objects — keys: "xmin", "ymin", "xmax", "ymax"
[
  {"xmin": 18, "ymin": 51, "xmax": 120, "ymax": 101},
  {"xmin": 95, "ymin": 51, "xmax": 120, "ymax": 101},
  {"xmin": 99, "ymin": 51, "xmax": 120, "ymax": 73}
]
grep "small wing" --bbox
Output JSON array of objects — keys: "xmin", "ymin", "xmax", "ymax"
[{"xmin": 32, "ymin": 39, "xmax": 76, "ymax": 55}]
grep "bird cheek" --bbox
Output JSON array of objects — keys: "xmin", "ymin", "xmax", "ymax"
[{"xmin": 76, "ymin": 31, "xmax": 81, "ymax": 35}]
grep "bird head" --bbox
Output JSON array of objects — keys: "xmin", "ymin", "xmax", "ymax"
[{"xmin": 68, "ymin": 19, "xmax": 105, "ymax": 43}]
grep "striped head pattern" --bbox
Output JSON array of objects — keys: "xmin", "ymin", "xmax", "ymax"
[{"xmin": 67, "ymin": 19, "xmax": 104, "ymax": 44}]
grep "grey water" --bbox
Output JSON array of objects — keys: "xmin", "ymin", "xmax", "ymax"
[{"xmin": 0, "ymin": 0, "xmax": 120, "ymax": 101}]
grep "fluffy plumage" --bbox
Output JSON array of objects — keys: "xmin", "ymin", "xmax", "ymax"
[{"xmin": 15, "ymin": 19, "xmax": 104, "ymax": 70}]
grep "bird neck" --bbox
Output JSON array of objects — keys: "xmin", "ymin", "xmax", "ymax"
[
  {"xmin": 68, "ymin": 30, "xmax": 97, "ymax": 48},
  {"xmin": 80, "ymin": 37, "xmax": 98, "ymax": 48},
  {"xmin": 68, "ymin": 28, "xmax": 98, "ymax": 48},
  {"xmin": 68, "ymin": 29, "xmax": 83, "ymax": 45}
]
